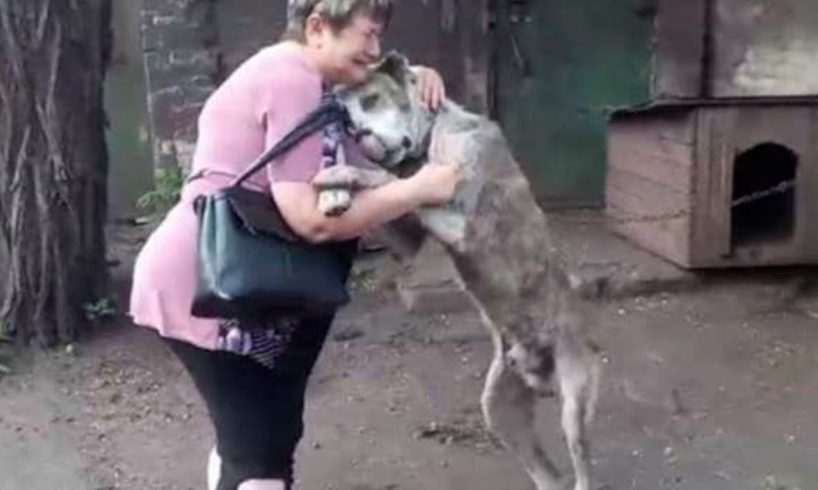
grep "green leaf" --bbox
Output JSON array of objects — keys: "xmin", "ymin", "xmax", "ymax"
[{"xmin": 136, "ymin": 167, "xmax": 187, "ymax": 218}]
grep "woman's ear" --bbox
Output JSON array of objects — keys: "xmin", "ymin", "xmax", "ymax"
[
  {"xmin": 375, "ymin": 51, "xmax": 411, "ymax": 84},
  {"xmin": 303, "ymin": 13, "xmax": 326, "ymax": 47}
]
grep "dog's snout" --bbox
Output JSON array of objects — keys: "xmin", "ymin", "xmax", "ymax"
[{"xmin": 401, "ymin": 136, "xmax": 412, "ymax": 149}]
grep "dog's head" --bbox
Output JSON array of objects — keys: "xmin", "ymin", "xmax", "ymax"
[{"xmin": 337, "ymin": 52, "xmax": 435, "ymax": 168}]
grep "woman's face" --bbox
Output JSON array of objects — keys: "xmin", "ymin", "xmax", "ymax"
[{"xmin": 309, "ymin": 12, "xmax": 385, "ymax": 85}]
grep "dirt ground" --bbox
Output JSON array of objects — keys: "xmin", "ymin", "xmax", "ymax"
[{"xmin": 2, "ymin": 233, "xmax": 818, "ymax": 490}]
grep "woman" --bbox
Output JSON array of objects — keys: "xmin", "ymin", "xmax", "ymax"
[{"xmin": 129, "ymin": 1, "xmax": 462, "ymax": 489}]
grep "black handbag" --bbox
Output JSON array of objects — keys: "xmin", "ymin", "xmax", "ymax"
[{"xmin": 190, "ymin": 100, "xmax": 358, "ymax": 319}]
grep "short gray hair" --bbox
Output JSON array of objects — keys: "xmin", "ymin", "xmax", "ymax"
[{"xmin": 282, "ymin": 0, "xmax": 394, "ymax": 42}]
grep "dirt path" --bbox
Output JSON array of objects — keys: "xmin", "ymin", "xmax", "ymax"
[
  {"xmin": 2, "ymin": 251, "xmax": 818, "ymax": 490},
  {"xmin": 0, "ymin": 351, "xmax": 94, "ymax": 490}
]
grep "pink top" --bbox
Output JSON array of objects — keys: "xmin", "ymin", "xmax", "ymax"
[{"xmin": 129, "ymin": 43, "xmax": 352, "ymax": 349}]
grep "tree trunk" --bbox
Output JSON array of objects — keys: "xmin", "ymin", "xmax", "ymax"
[{"xmin": 0, "ymin": 0, "xmax": 111, "ymax": 346}]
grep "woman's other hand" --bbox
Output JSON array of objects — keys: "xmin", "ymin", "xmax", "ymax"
[
  {"xmin": 411, "ymin": 127, "xmax": 469, "ymax": 206},
  {"xmin": 409, "ymin": 163, "xmax": 463, "ymax": 206},
  {"xmin": 411, "ymin": 65, "xmax": 446, "ymax": 111}
]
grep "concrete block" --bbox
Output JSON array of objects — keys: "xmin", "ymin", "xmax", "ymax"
[{"xmin": 396, "ymin": 240, "xmax": 475, "ymax": 315}]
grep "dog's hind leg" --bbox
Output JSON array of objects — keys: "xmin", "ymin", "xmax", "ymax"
[
  {"xmin": 556, "ymin": 347, "xmax": 599, "ymax": 490},
  {"xmin": 481, "ymin": 333, "xmax": 564, "ymax": 490}
]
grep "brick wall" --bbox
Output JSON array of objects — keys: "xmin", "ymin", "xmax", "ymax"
[
  {"xmin": 141, "ymin": 0, "xmax": 220, "ymax": 169},
  {"xmin": 139, "ymin": 1, "xmax": 488, "ymax": 171}
]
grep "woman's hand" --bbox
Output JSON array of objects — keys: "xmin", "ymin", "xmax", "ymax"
[
  {"xmin": 409, "ymin": 129, "xmax": 467, "ymax": 205},
  {"xmin": 409, "ymin": 163, "xmax": 462, "ymax": 206},
  {"xmin": 411, "ymin": 65, "xmax": 446, "ymax": 111}
]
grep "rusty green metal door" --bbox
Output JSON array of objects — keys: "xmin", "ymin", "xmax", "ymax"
[{"xmin": 492, "ymin": 0, "xmax": 655, "ymax": 208}]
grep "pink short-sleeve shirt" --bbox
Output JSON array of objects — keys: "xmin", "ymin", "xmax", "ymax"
[{"xmin": 129, "ymin": 43, "xmax": 349, "ymax": 349}]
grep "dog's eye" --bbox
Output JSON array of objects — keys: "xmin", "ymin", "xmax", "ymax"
[{"xmin": 360, "ymin": 93, "xmax": 380, "ymax": 111}]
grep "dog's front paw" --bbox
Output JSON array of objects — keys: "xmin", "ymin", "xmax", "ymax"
[
  {"xmin": 318, "ymin": 189, "xmax": 352, "ymax": 217},
  {"xmin": 313, "ymin": 165, "xmax": 359, "ymax": 189}
]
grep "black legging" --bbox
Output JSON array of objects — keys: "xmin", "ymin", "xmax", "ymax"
[{"xmin": 163, "ymin": 314, "xmax": 333, "ymax": 490}]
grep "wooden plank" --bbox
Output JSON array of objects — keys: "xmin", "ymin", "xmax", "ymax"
[
  {"xmin": 611, "ymin": 112, "xmax": 697, "ymax": 145},
  {"xmin": 730, "ymin": 106, "xmax": 812, "ymax": 152},
  {"xmin": 609, "ymin": 137, "xmax": 695, "ymax": 168},
  {"xmin": 606, "ymin": 168, "xmax": 690, "ymax": 211},
  {"xmin": 690, "ymin": 108, "xmax": 732, "ymax": 265},
  {"xmin": 690, "ymin": 109, "xmax": 709, "ymax": 264},
  {"xmin": 713, "ymin": 110, "xmax": 734, "ymax": 258},
  {"xmin": 606, "ymin": 165, "xmax": 692, "ymax": 266},
  {"xmin": 609, "ymin": 123, "xmax": 695, "ymax": 169},
  {"xmin": 605, "ymin": 187, "xmax": 689, "ymax": 226},
  {"xmin": 802, "ymin": 107, "xmax": 818, "ymax": 257},
  {"xmin": 607, "ymin": 127, "xmax": 694, "ymax": 192},
  {"xmin": 607, "ymin": 202, "xmax": 690, "ymax": 266},
  {"xmin": 608, "ymin": 159, "xmax": 692, "ymax": 194},
  {"xmin": 607, "ymin": 157, "xmax": 691, "ymax": 194}
]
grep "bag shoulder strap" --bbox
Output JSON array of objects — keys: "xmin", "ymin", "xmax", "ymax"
[{"xmin": 231, "ymin": 99, "xmax": 349, "ymax": 188}]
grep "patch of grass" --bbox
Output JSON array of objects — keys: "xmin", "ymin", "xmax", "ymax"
[
  {"xmin": 83, "ymin": 297, "xmax": 118, "ymax": 323},
  {"xmin": 136, "ymin": 167, "xmax": 186, "ymax": 220},
  {"xmin": 0, "ymin": 336, "xmax": 12, "ymax": 377},
  {"xmin": 348, "ymin": 266, "xmax": 378, "ymax": 292}
]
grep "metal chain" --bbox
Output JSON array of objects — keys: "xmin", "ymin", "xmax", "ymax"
[
  {"xmin": 558, "ymin": 178, "xmax": 797, "ymax": 225},
  {"xmin": 730, "ymin": 179, "xmax": 795, "ymax": 208}
]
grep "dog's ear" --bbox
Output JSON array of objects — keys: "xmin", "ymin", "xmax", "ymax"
[{"xmin": 376, "ymin": 51, "xmax": 413, "ymax": 85}]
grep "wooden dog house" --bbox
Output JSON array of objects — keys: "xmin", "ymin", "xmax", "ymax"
[{"xmin": 605, "ymin": 97, "xmax": 818, "ymax": 268}]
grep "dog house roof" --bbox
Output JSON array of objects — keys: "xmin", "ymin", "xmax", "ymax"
[{"xmin": 610, "ymin": 96, "xmax": 818, "ymax": 119}]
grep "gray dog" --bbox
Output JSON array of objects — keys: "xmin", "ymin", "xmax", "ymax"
[{"xmin": 313, "ymin": 53, "xmax": 601, "ymax": 490}]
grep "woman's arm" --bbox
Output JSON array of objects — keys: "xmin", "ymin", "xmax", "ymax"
[{"xmin": 273, "ymin": 162, "xmax": 461, "ymax": 243}]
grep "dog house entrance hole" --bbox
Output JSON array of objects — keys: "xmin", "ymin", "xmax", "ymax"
[{"xmin": 731, "ymin": 142, "xmax": 797, "ymax": 247}]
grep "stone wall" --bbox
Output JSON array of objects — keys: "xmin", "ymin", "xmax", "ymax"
[
  {"xmin": 139, "ymin": 0, "xmax": 488, "ymax": 171},
  {"xmin": 213, "ymin": 1, "xmax": 286, "ymax": 75},
  {"xmin": 141, "ymin": 0, "xmax": 220, "ymax": 170},
  {"xmin": 713, "ymin": 0, "xmax": 818, "ymax": 97},
  {"xmin": 652, "ymin": 0, "xmax": 818, "ymax": 99}
]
